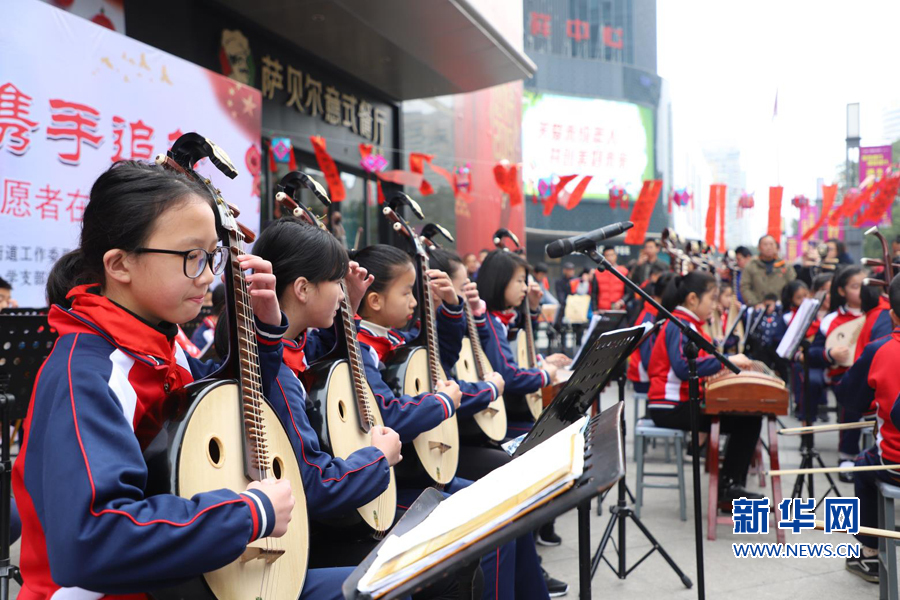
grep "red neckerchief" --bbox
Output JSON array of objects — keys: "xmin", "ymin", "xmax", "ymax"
[
  {"xmin": 282, "ymin": 331, "xmax": 308, "ymax": 375},
  {"xmin": 50, "ymin": 284, "xmax": 187, "ymax": 392},
  {"xmin": 491, "ymin": 309, "xmax": 518, "ymax": 327},
  {"xmin": 357, "ymin": 323, "xmax": 406, "ymax": 362}
]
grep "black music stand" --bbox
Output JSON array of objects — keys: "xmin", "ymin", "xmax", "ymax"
[
  {"xmin": 342, "ymin": 403, "xmax": 624, "ymax": 600},
  {"xmin": 0, "ymin": 312, "xmax": 58, "ymax": 599},
  {"xmin": 573, "ymin": 247, "xmax": 740, "ymax": 600}
]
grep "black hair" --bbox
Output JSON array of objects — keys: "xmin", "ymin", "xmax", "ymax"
[
  {"xmin": 534, "ymin": 262, "xmax": 549, "ymax": 274},
  {"xmin": 349, "ymin": 244, "xmax": 414, "ymax": 311},
  {"xmin": 718, "ymin": 281, "xmax": 734, "ymax": 293},
  {"xmin": 661, "ymin": 271, "xmax": 716, "ymax": 312},
  {"xmin": 893, "ymin": 235, "xmax": 900, "ymax": 246},
  {"xmin": 653, "ymin": 272, "xmax": 675, "ymax": 299},
  {"xmin": 812, "ymin": 273, "xmax": 833, "ymax": 293},
  {"xmin": 46, "ymin": 160, "xmax": 214, "ymax": 307},
  {"xmin": 644, "ymin": 238, "xmax": 659, "ymax": 247},
  {"xmin": 211, "ymin": 284, "xmax": 226, "ymax": 313},
  {"xmin": 889, "ymin": 274, "xmax": 900, "ymax": 317},
  {"xmin": 781, "ymin": 279, "xmax": 809, "ymax": 310},
  {"xmin": 602, "ymin": 246, "xmax": 616, "ymax": 254},
  {"xmin": 428, "ymin": 247, "xmax": 464, "ymax": 278},
  {"xmin": 649, "ymin": 262, "xmax": 668, "ymax": 277},
  {"xmin": 763, "ymin": 293, "xmax": 778, "ymax": 302},
  {"xmin": 477, "ymin": 250, "xmax": 530, "ymax": 312},
  {"xmin": 829, "ymin": 265, "xmax": 864, "ymax": 312},
  {"xmin": 735, "ymin": 246, "xmax": 752, "ymax": 258},
  {"xmin": 860, "ymin": 274, "xmax": 884, "ymax": 313},
  {"xmin": 252, "ymin": 216, "xmax": 348, "ymax": 300},
  {"xmin": 0, "ymin": 276, "xmax": 10, "ymax": 291},
  {"xmin": 826, "ymin": 238, "xmax": 846, "ymax": 257}
]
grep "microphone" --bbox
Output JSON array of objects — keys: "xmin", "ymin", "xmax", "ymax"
[{"xmin": 545, "ymin": 221, "xmax": 634, "ymax": 258}]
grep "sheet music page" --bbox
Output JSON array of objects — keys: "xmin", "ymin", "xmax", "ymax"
[
  {"xmin": 776, "ymin": 298, "xmax": 820, "ymax": 360},
  {"xmin": 359, "ymin": 417, "xmax": 588, "ymax": 593}
]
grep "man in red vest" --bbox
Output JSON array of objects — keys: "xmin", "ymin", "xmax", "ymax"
[{"xmin": 592, "ymin": 246, "xmax": 628, "ymax": 311}]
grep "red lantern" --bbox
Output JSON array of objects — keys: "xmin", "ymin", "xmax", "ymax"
[
  {"xmin": 737, "ymin": 192, "xmax": 755, "ymax": 218},
  {"xmin": 791, "ymin": 194, "xmax": 809, "ymax": 209}
]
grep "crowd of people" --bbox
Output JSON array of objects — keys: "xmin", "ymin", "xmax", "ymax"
[{"xmin": 6, "ymin": 159, "xmax": 900, "ymax": 598}]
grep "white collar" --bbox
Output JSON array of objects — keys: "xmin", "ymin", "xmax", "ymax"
[{"xmin": 359, "ymin": 319, "xmax": 392, "ymax": 339}]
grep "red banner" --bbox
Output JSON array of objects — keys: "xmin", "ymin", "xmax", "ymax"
[
  {"xmin": 767, "ymin": 186, "xmax": 783, "ymax": 244},
  {"xmin": 564, "ymin": 175, "xmax": 592, "ymax": 211},
  {"xmin": 309, "ymin": 136, "xmax": 345, "ymax": 203},
  {"xmin": 801, "ymin": 184, "xmax": 837, "ymax": 241},
  {"xmin": 409, "ymin": 152, "xmax": 435, "ymax": 196},
  {"xmin": 543, "ymin": 174, "xmax": 578, "ymax": 216},
  {"xmin": 705, "ymin": 184, "xmax": 726, "ymax": 249},
  {"xmin": 717, "ymin": 185, "xmax": 726, "ymax": 251},
  {"xmin": 624, "ymin": 180, "xmax": 662, "ymax": 245}
]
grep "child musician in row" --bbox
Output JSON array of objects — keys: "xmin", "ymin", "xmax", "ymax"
[
  {"xmin": 348, "ymin": 244, "xmax": 559, "ymax": 600},
  {"xmin": 835, "ymin": 274, "xmax": 900, "ymax": 584},
  {"xmin": 646, "ymin": 271, "xmax": 763, "ymax": 501},
  {"xmin": 11, "ymin": 161, "xmax": 353, "ymax": 600},
  {"xmin": 809, "ymin": 265, "xmax": 865, "ymax": 476}
]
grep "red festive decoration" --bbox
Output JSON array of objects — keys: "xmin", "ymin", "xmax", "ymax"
[
  {"xmin": 561, "ymin": 176, "xmax": 593, "ymax": 211},
  {"xmin": 855, "ymin": 167, "xmax": 900, "ymax": 225},
  {"xmin": 802, "ymin": 184, "xmax": 838, "ymax": 241},
  {"xmin": 493, "ymin": 161, "xmax": 523, "ymax": 206},
  {"xmin": 245, "ymin": 144, "xmax": 261, "ymax": 199},
  {"xmin": 767, "ymin": 186, "xmax": 783, "ymax": 244},
  {"xmin": 791, "ymin": 194, "xmax": 809, "ymax": 209},
  {"xmin": 90, "ymin": 8, "xmax": 115, "ymax": 30},
  {"xmin": 543, "ymin": 175, "xmax": 578, "ymax": 216},
  {"xmin": 310, "ymin": 136, "xmax": 345, "ymax": 202},
  {"xmin": 737, "ymin": 192, "xmax": 754, "ymax": 218},
  {"xmin": 625, "ymin": 180, "xmax": 663, "ymax": 245},
  {"xmin": 706, "ymin": 184, "xmax": 726, "ymax": 250},
  {"xmin": 608, "ymin": 183, "xmax": 629, "ymax": 209},
  {"xmin": 409, "ymin": 152, "xmax": 435, "ymax": 196}
]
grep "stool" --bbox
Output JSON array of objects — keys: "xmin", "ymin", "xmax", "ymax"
[
  {"xmin": 634, "ymin": 418, "xmax": 687, "ymax": 521},
  {"xmin": 633, "ymin": 392, "xmax": 647, "ymax": 458},
  {"xmin": 877, "ymin": 481, "xmax": 900, "ymax": 599}
]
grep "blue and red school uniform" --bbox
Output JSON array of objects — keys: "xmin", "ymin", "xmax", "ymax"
[
  {"xmin": 810, "ymin": 306, "xmax": 864, "ymax": 456},
  {"xmin": 647, "ymin": 307, "xmax": 761, "ymax": 484},
  {"xmin": 626, "ymin": 304, "xmax": 658, "ymax": 394},
  {"xmin": 11, "ymin": 285, "xmax": 296, "ymax": 600},
  {"xmin": 836, "ymin": 329, "xmax": 900, "ymax": 549}
]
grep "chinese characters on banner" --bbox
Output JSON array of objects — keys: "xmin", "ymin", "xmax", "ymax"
[
  {"xmin": 0, "ymin": 1, "xmax": 261, "ymax": 306},
  {"xmin": 858, "ymin": 145, "xmax": 893, "ymax": 228},
  {"xmin": 522, "ymin": 92, "xmax": 654, "ymax": 203},
  {"xmin": 528, "ymin": 12, "xmax": 624, "ymax": 49},
  {"xmin": 260, "ymin": 54, "xmax": 388, "ymax": 147}
]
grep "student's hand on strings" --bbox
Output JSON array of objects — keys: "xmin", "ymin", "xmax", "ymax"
[
  {"xmin": 728, "ymin": 353, "xmax": 753, "ymax": 370},
  {"xmin": 527, "ymin": 281, "xmax": 543, "ymax": 310},
  {"xmin": 485, "ymin": 371, "xmax": 506, "ymax": 396},
  {"xmin": 435, "ymin": 379, "xmax": 462, "ymax": 409},
  {"xmin": 238, "ymin": 254, "xmax": 282, "ymax": 327},
  {"xmin": 427, "ymin": 269, "xmax": 458, "ymax": 307},
  {"xmin": 829, "ymin": 345, "xmax": 850, "ymax": 365},
  {"xmin": 544, "ymin": 353, "xmax": 572, "ymax": 368},
  {"xmin": 246, "ymin": 478, "xmax": 294, "ymax": 538},
  {"xmin": 371, "ymin": 426, "xmax": 402, "ymax": 466},
  {"xmin": 461, "ymin": 280, "xmax": 484, "ymax": 315},
  {"xmin": 345, "ymin": 260, "xmax": 374, "ymax": 315},
  {"xmin": 542, "ymin": 361, "xmax": 559, "ymax": 384}
]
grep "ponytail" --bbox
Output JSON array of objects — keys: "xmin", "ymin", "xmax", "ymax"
[
  {"xmin": 661, "ymin": 271, "xmax": 715, "ymax": 312},
  {"xmin": 350, "ymin": 244, "xmax": 414, "ymax": 313}
]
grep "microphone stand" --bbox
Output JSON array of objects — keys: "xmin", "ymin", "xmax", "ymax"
[{"xmin": 580, "ymin": 248, "xmax": 740, "ymax": 600}]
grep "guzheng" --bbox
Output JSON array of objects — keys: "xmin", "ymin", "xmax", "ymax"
[{"xmin": 704, "ymin": 360, "xmax": 789, "ymax": 415}]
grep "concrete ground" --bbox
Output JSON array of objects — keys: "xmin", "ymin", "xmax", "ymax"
[
  {"xmin": 8, "ymin": 385, "xmax": 887, "ymax": 599},
  {"xmin": 537, "ymin": 385, "xmax": 886, "ymax": 599}
]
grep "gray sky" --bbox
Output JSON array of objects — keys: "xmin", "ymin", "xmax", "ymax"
[{"xmin": 658, "ymin": 0, "xmax": 900, "ymax": 236}]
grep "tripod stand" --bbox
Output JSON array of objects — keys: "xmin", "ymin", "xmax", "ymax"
[
  {"xmin": 591, "ymin": 372, "xmax": 691, "ymax": 588},
  {"xmin": 790, "ymin": 339, "xmax": 840, "ymax": 506}
]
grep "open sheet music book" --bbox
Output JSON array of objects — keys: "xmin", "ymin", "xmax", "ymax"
[
  {"xmin": 776, "ymin": 297, "xmax": 820, "ymax": 360},
  {"xmin": 357, "ymin": 417, "xmax": 589, "ymax": 596}
]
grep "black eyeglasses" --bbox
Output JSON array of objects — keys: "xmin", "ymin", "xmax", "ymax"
[{"xmin": 134, "ymin": 246, "xmax": 230, "ymax": 279}]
